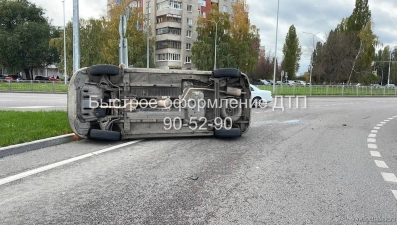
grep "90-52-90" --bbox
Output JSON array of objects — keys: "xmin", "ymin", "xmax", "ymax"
[{"xmin": 163, "ymin": 117, "xmax": 233, "ymax": 131}]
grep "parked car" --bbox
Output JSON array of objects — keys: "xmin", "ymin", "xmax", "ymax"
[
  {"xmin": 34, "ymin": 76, "xmax": 50, "ymax": 81},
  {"xmin": 295, "ymin": 80, "xmax": 306, "ymax": 86},
  {"xmin": 260, "ymin": 79, "xmax": 272, "ymax": 85},
  {"xmin": 267, "ymin": 80, "xmax": 274, "ymax": 85},
  {"xmin": 385, "ymin": 84, "xmax": 396, "ymax": 88},
  {"xmin": 251, "ymin": 79, "xmax": 266, "ymax": 85},
  {"xmin": 0, "ymin": 74, "xmax": 4, "ymax": 80},
  {"xmin": 250, "ymin": 84, "xmax": 273, "ymax": 108},
  {"xmin": 283, "ymin": 80, "xmax": 296, "ymax": 85}
]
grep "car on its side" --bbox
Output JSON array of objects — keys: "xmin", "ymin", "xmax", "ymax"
[
  {"xmin": 250, "ymin": 84, "xmax": 273, "ymax": 108},
  {"xmin": 68, "ymin": 65, "xmax": 252, "ymax": 140}
]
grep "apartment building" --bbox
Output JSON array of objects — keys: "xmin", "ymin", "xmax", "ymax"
[{"xmin": 108, "ymin": 0, "xmax": 235, "ymax": 70}]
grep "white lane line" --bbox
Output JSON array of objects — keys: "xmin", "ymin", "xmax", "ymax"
[
  {"xmin": 368, "ymin": 133, "xmax": 377, "ymax": 138},
  {"xmin": 376, "ymin": 124, "xmax": 384, "ymax": 127},
  {"xmin": 368, "ymin": 144, "xmax": 378, "ymax": 149},
  {"xmin": 392, "ymin": 190, "xmax": 397, "ymax": 200},
  {"xmin": 371, "ymin": 130, "xmax": 378, "ymax": 134},
  {"xmin": 388, "ymin": 118, "xmax": 394, "ymax": 120},
  {"xmin": 374, "ymin": 127, "xmax": 381, "ymax": 130},
  {"xmin": 384, "ymin": 120, "xmax": 390, "ymax": 122},
  {"xmin": 0, "ymin": 140, "xmax": 142, "ymax": 186},
  {"xmin": 375, "ymin": 160, "xmax": 389, "ymax": 169},
  {"xmin": 381, "ymin": 173, "xmax": 397, "ymax": 183},
  {"xmin": 367, "ymin": 138, "xmax": 376, "ymax": 143},
  {"xmin": 370, "ymin": 151, "xmax": 381, "ymax": 157},
  {"xmin": 380, "ymin": 122, "xmax": 387, "ymax": 124}
]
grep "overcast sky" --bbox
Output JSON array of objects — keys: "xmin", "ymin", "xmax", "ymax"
[{"xmin": 31, "ymin": 0, "xmax": 397, "ymax": 75}]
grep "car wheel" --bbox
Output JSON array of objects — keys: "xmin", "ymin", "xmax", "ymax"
[
  {"xmin": 214, "ymin": 128, "xmax": 242, "ymax": 138},
  {"xmin": 212, "ymin": 68, "xmax": 240, "ymax": 78},
  {"xmin": 88, "ymin": 64, "xmax": 120, "ymax": 76},
  {"xmin": 88, "ymin": 129, "xmax": 121, "ymax": 141},
  {"xmin": 251, "ymin": 97, "xmax": 262, "ymax": 108}
]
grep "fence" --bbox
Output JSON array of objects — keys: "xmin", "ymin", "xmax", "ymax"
[
  {"xmin": 0, "ymin": 80, "xmax": 68, "ymax": 93},
  {"xmin": 259, "ymin": 85, "xmax": 397, "ymax": 96}
]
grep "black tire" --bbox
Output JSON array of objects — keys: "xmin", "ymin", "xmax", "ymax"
[
  {"xmin": 251, "ymin": 97, "xmax": 262, "ymax": 108},
  {"xmin": 221, "ymin": 98, "xmax": 242, "ymax": 122},
  {"xmin": 214, "ymin": 128, "xmax": 242, "ymax": 138},
  {"xmin": 89, "ymin": 129, "xmax": 121, "ymax": 141},
  {"xmin": 88, "ymin": 64, "xmax": 120, "ymax": 76},
  {"xmin": 212, "ymin": 68, "xmax": 240, "ymax": 78}
]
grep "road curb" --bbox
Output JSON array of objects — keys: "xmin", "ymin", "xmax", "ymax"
[{"xmin": 0, "ymin": 133, "xmax": 77, "ymax": 158}]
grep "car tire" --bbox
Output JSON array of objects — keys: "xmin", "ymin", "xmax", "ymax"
[
  {"xmin": 88, "ymin": 129, "xmax": 121, "ymax": 141},
  {"xmin": 251, "ymin": 97, "xmax": 261, "ymax": 108},
  {"xmin": 214, "ymin": 128, "xmax": 242, "ymax": 138},
  {"xmin": 212, "ymin": 68, "xmax": 240, "ymax": 78},
  {"xmin": 88, "ymin": 64, "xmax": 120, "ymax": 76}
]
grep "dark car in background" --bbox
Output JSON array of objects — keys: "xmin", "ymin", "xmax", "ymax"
[{"xmin": 34, "ymin": 76, "xmax": 50, "ymax": 81}]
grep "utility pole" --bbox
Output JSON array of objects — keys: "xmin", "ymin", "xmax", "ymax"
[
  {"xmin": 62, "ymin": 0, "xmax": 67, "ymax": 84},
  {"xmin": 209, "ymin": 19, "xmax": 222, "ymax": 71},
  {"xmin": 302, "ymin": 31, "xmax": 319, "ymax": 85},
  {"xmin": 146, "ymin": 0, "xmax": 150, "ymax": 68},
  {"xmin": 272, "ymin": 0, "xmax": 279, "ymax": 93},
  {"xmin": 73, "ymin": 0, "xmax": 80, "ymax": 73},
  {"xmin": 388, "ymin": 48, "xmax": 395, "ymax": 85}
]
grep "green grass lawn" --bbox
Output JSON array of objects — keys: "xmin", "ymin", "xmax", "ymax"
[
  {"xmin": 0, "ymin": 81, "xmax": 68, "ymax": 93},
  {"xmin": 0, "ymin": 111, "xmax": 72, "ymax": 147}
]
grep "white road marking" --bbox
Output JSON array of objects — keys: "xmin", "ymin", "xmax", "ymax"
[
  {"xmin": 376, "ymin": 124, "xmax": 384, "ymax": 127},
  {"xmin": 388, "ymin": 118, "xmax": 394, "ymax": 120},
  {"xmin": 381, "ymin": 173, "xmax": 397, "ymax": 183},
  {"xmin": 371, "ymin": 130, "xmax": 378, "ymax": 133},
  {"xmin": 384, "ymin": 120, "xmax": 390, "ymax": 122},
  {"xmin": 368, "ymin": 144, "xmax": 378, "ymax": 149},
  {"xmin": 374, "ymin": 127, "xmax": 381, "ymax": 130},
  {"xmin": 380, "ymin": 122, "xmax": 387, "ymax": 124},
  {"xmin": 370, "ymin": 151, "xmax": 381, "ymax": 157},
  {"xmin": 367, "ymin": 138, "xmax": 376, "ymax": 143},
  {"xmin": 368, "ymin": 134, "xmax": 377, "ymax": 138},
  {"xmin": 392, "ymin": 190, "xmax": 397, "ymax": 200},
  {"xmin": 0, "ymin": 140, "xmax": 142, "ymax": 186},
  {"xmin": 375, "ymin": 160, "xmax": 389, "ymax": 169}
]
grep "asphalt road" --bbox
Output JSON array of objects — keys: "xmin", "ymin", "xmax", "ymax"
[
  {"xmin": 1, "ymin": 97, "xmax": 397, "ymax": 224},
  {"xmin": 0, "ymin": 93, "xmax": 66, "ymax": 111}
]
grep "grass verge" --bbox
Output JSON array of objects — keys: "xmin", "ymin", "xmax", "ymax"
[
  {"xmin": 0, "ymin": 110, "xmax": 72, "ymax": 147},
  {"xmin": 0, "ymin": 82, "xmax": 68, "ymax": 93}
]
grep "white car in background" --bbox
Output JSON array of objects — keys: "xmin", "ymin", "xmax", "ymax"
[{"xmin": 250, "ymin": 84, "xmax": 273, "ymax": 107}]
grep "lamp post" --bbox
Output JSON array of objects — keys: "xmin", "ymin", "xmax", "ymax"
[
  {"xmin": 72, "ymin": 0, "xmax": 80, "ymax": 73},
  {"xmin": 302, "ymin": 31, "xmax": 319, "ymax": 86},
  {"xmin": 272, "ymin": 0, "xmax": 279, "ymax": 93},
  {"xmin": 209, "ymin": 19, "xmax": 222, "ymax": 71},
  {"xmin": 62, "ymin": 0, "xmax": 67, "ymax": 84},
  {"xmin": 146, "ymin": 0, "xmax": 150, "ymax": 68},
  {"xmin": 388, "ymin": 47, "xmax": 396, "ymax": 85}
]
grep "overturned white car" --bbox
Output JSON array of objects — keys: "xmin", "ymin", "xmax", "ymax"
[{"xmin": 67, "ymin": 65, "xmax": 253, "ymax": 141}]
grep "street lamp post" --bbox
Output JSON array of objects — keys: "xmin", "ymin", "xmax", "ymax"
[
  {"xmin": 302, "ymin": 31, "xmax": 319, "ymax": 86},
  {"xmin": 72, "ymin": 0, "xmax": 80, "ymax": 73},
  {"xmin": 62, "ymin": 0, "xmax": 67, "ymax": 84},
  {"xmin": 272, "ymin": 0, "xmax": 279, "ymax": 93},
  {"xmin": 388, "ymin": 48, "xmax": 396, "ymax": 85},
  {"xmin": 146, "ymin": 0, "xmax": 150, "ymax": 68},
  {"xmin": 209, "ymin": 19, "xmax": 222, "ymax": 71}
]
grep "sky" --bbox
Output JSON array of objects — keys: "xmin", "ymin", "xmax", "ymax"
[{"xmin": 30, "ymin": 0, "xmax": 397, "ymax": 75}]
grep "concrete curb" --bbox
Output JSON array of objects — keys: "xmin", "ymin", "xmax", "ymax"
[{"xmin": 0, "ymin": 133, "xmax": 76, "ymax": 158}]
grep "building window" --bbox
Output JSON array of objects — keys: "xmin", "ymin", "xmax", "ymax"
[
  {"xmin": 202, "ymin": 12, "xmax": 206, "ymax": 18},
  {"xmin": 187, "ymin": 18, "xmax": 193, "ymax": 25},
  {"xmin": 185, "ymin": 56, "xmax": 191, "ymax": 63},
  {"xmin": 156, "ymin": 53, "xmax": 181, "ymax": 61},
  {"xmin": 223, "ymin": 5, "xmax": 227, "ymax": 12},
  {"xmin": 186, "ymin": 30, "xmax": 192, "ymax": 37},
  {"xmin": 156, "ymin": 27, "xmax": 181, "ymax": 35},
  {"xmin": 156, "ymin": 40, "xmax": 182, "ymax": 50},
  {"xmin": 187, "ymin": 4, "xmax": 192, "ymax": 12},
  {"xmin": 186, "ymin": 43, "xmax": 192, "ymax": 50},
  {"xmin": 170, "ymin": 1, "xmax": 182, "ymax": 9},
  {"xmin": 156, "ymin": 14, "xmax": 182, "ymax": 23}
]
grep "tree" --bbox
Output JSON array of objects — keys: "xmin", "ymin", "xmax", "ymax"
[
  {"xmin": 281, "ymin": 25, "xmax": 301, "ymax": 79},
  {"xmin": 0, "ymin": 0, "xmax": 57, "ymax": 79},
  {"xmin": 192, "ymin": 0, "xmax": 260, "ymax": 73},
  {"xmin": 192, "ymin": 4, "xmax": 232, "ymax": 71}
]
